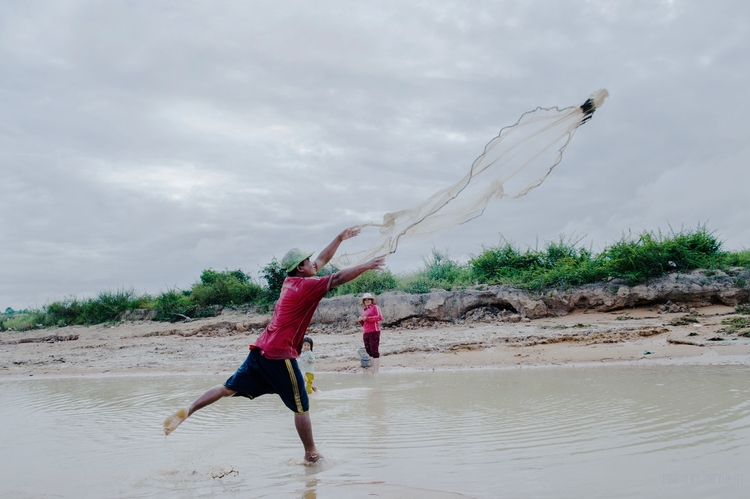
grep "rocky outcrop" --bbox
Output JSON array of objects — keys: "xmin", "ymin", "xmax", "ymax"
[{"xmin": 312, "ymin": 268, "xmax": 750, "ymax": 325}]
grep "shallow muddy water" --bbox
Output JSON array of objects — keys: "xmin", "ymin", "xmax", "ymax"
[{"xmin": 1, "ymin": 365, "xmax": 748, "ymax": 498}]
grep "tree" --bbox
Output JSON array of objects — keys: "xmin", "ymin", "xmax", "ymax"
[{"xmin": 261, "ymin": 258, "xmax": 287, "ymax": 303}]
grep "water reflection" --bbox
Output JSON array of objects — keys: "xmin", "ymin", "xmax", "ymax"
[
  {"xmin": 0, "ymin": 365, "xmax": 748, "ymax": 498},
  {"xmin": 302, "ymin": 477, "xmax": 318, "ymax": 499}
]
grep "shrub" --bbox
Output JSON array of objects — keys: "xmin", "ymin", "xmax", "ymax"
[
  {"xmin": 153, "ymin": 289, "xmax": 214, "ymax": 322},
  {"xmin": 723, "ymin": 249, "xmax": 750, "ymax": 268},
  {"xmin": 398, "ymin": 275, "xmax": 434, "ymax": 294},
  {"xmin": 468, "ymin": 237, "xmax": 603, "ymax": 290},
  {"xmin": 601, "ymin": 225, "xmax": 723, "ymax": 282},
  {"xmin": 389, "ymin": 250, "xmax": 472, "ymax": 294},
  {"xmin": 0, "ymin": 310, "xmax": 51, "ymax": 331},
  {"xmin": 81, "ymin": 289, "xmax": 151, "ymax": 324},
  {"xmin": 260, "ymin": 259, "xmax": 288, "ymax": 303},
  {"xmin": 190, "ymin": 269, "xmax": 262, "ymax": 307},
  {"xmin": 420, "ymin": 250, "xmax": 467, "ymax": 283},
  {"xmin": 2, "ymin": 289, "xmax": 155, "ymax": 330},
  {"xmin": 332, "ymin": 269, "xmax": 398, "ymax": 296},
  {"xmin": 471, "ymin": 243, "xmax": 543, "ymax": 282},
  {"xmin": 4, "ymin": 224, "xmax": 748, "ymax": 330}
]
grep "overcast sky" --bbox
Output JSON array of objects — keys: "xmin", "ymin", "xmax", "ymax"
[{"xmin": 2, "ymin": 0, "xmax": 749, "ymax": 310}]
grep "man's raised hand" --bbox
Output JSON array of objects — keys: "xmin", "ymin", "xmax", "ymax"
[
  {"xmin": 339, "ymin": 226, "xmax": 362, "ymax": 241},
  {"xmin": 366, "ymin": 255, "xmax": 387, "ymax": 271}
]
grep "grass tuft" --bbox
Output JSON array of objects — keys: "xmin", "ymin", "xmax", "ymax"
[
  {"xmin": 719, "ymin": 317, "xmax": 750, "ymax": 335},
  {"xmin": 600, "ymin": 224, "xmax": 723, "ymax": 283}
]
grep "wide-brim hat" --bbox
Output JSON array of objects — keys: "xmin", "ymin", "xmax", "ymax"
[
  {"xmin": 359, "ymin": 292, "xmax": 377, "ymax": 305},
  {"xmin": 281, "ymin": 248, "xmax": 314, "ymax": 273}
]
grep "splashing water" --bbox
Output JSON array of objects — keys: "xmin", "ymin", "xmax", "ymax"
[{"xmin": 333, "ymin": 89, "xmax": 609, "ymax": 268}]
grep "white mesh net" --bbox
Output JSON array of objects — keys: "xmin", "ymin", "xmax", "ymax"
[{"xmin": 333, "ymin": 89, "xmax": 609, "ymax": 268}]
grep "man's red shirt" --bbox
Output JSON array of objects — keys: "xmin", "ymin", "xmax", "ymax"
[{"xmin": 253, "ymin": 274, "xmax": 333, "ymax": 360}]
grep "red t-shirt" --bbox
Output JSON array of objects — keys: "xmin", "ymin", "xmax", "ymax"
[{"xmin": 253, "ymin": 274, "xmax": 333, "ymax": 360}]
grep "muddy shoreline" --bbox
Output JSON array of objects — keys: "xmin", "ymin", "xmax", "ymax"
[{"xmin": 2, "ymin": 304, "xmax": 749, "ymax": 379}]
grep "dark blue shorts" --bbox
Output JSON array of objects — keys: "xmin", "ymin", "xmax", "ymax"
[{"xmin": 224, "ymin": 348, "xmax": 309, "ymax": 414}]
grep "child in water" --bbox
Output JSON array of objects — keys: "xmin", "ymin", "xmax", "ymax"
[
  {"xmin": 298, "ymin": 336, "xmax": 318, "ymax": 394},
  {"xmin": 358, "ymin": 293, "xmax": 383, "ymax": 374}
]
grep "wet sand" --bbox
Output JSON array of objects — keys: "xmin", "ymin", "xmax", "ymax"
[{"xmin": 2, "ymin": 304, "xmax": 749, "ymax": 378}]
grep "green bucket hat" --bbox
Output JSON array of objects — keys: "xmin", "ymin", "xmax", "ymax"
[{"xmin": 281, "ymin": 248, "xmax": 314, "ymax": 273}]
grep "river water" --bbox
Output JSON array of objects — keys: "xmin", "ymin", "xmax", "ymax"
[{"xmin": 1, "ymin": 365, "xmax": 748, "ymax": 498}]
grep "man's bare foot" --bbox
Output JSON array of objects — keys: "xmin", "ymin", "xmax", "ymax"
[
  {"xmin": 163, "ymin": 407, "xmax": 190, "ymax": 435},
  {"xmin": 304, "ymin": 450, "xmax": 323, "ymax": 464}
]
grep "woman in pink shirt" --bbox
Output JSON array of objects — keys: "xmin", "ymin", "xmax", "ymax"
[{"xmin": 358, "ymin": 293, "xmax": 383, "ymax": 374}]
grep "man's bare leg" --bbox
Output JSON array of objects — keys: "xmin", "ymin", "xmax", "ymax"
[
  {"xmin": 163, "ymin": 385, "xmax": 236, "ymax": 435},
  {"xmin": 294, "ymin": 412, "xmax": 322, "ymax": 463}
]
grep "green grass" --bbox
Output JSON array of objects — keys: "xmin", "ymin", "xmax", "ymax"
[
  {"xmin": 2, "ymin": 224, "xmax": 748, "ymax": 331},
  {"xmin": 469, "ymin": 224, "xmax": 742, "ymax": 290},
  {"xmin": 190, "ymin": 269, "xmax": 263, "ymax": 307},
  {"xmin": 719, "ymin": 317, "xmax": 750, "ymax": 335},
  {"xmin": 0, "ymin": 289, "xmax": 152, "ymax": 331},
  {"xmin": 152, "ymin": 289, "xmax": 214, "ymax": 322},
  {"xmin": 469, "ymin": 237, "xmax": 606, "ymax": 291},
  {"xmin": 723, "ymin": 249, "xmax": 750, "ymax": 268},
  {"xmin": 599, "ymin": 225, "xmax": 724, "ymax": 282},
  {"xmin": 333, "ymin": 250, "xmax": 475, "ymax": 296},
  {"xmin": 331, "ymin": 269, "xmax": 398, "ymax": 296}
]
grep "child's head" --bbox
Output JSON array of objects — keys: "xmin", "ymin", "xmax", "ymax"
[
  {"xmin": 302, "ymin": 336, "xmax": 313, "ymax": 351},
  {"xmin": 359, "ymin": 292, "xmax": 377, "ymax": 308}
]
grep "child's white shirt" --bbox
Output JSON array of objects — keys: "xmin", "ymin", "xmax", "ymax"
[{"xmin": 298, "ymin": 350, "xmax": 315, "ymax": 373}]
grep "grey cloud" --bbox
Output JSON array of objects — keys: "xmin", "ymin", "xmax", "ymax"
[{"xmin": 1, "ymin": 0, "xmax": 749, "ymax": 308}]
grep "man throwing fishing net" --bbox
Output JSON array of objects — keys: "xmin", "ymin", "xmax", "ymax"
[{"xmin": 163, "ymin": 226, "xmax": 386, "ymax": 463}]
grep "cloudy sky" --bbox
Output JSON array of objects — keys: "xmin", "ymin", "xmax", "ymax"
[{"xmin": 2, "ymin": 0, "xmax": 748, "ymax": 310}]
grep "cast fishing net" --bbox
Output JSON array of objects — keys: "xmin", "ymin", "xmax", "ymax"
[{"xmin": 332, "ymin": 89, "xmax": 609, "ymax": 268}]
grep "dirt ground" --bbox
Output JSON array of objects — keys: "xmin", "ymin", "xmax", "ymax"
[{"xmin": 1, "ymin": 305, "xmax": 749, "ymax": 379}]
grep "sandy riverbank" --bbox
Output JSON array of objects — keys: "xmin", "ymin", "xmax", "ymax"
[{"xmin": 1, "ymin": 304, "xmax": 749, "ymax": 379}]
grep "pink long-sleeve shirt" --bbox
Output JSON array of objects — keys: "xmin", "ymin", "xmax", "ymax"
[{"xmin": 360, "ymin": 304, "xmax": 383, "ymax": 334}]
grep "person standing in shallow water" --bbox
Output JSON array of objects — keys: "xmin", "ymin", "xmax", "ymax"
[
  {"xmin": 163, "ymin": 227, "xmax": 386, "ymax": 464},
  {"xmin": 358, "ymin": 293, "xmax": 383, "ymax": 374}
]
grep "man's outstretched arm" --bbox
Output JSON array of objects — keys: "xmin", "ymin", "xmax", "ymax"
[
  {"xmin": 330, "ymin": 255, "xmax": 387, "ymax": 289},
  {"xmin": 314, "ymin": 226, "xmax": 361, "ymax": 270}
]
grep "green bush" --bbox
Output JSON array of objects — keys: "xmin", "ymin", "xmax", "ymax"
[
  {"xmin": 332, "ymin": 269, "xmax": 398, "ymax": 296},
  {"xmin": 471, "ymin": 243, "xmax": 542, "ymax": 281},
  {"xmin": 83, "ymin": 289, "xmax": 152, "ymax": 324},
  {"xmin": 0, "ymin": 311, "xmax": 48, "ymax": 331},
  {"xmin": 468, "ymin": 238, "xmax": 603, "ymax": 290},
  {"xmin": 601, "ymin": 225, "xmax": 723, "ymax": 282},
  {"xmin": 260, "ymin": 259, "xmax": 287, "ymax": 303},
  {"xmin": 468, "ymin": 225, "xmax": 739, "ymax": 290},
  {"xmin": 0, "ymin": 289, "xmax": 154, "ymax": 331},
  {"xmin": 388, "ymin": 250, "xmax": 473, "ymax": 294},
  {"xmin": 190, "ymin": 269, "xmax": 262, "ymax": 307},
  {"xmin": 723, "ymin": 249, "xmax": 750, "ymax": 268},
  {"xmin": 3, "ymin": 224, "xmax": 748, "ymax": 331},
  {"xmin": 398, "ymin": 275, "xmax": 434, "ymax": 294},
  {"xmin": 421, "ymin": 250, "xmax": 467, "ymax": 283},
  {"xmin": 152, "ymin": 288, "xmax": 214, "ymax": 322}
]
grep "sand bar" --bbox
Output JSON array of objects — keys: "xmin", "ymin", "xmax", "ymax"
[{"xmin": 1, "ymin": 305, "xmax": 749, "ymax": 379}]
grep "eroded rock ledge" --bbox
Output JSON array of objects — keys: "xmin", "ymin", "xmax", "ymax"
[{"xmin": 313, "ymin": 269, "xmax": 750, "ymax": 325}]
